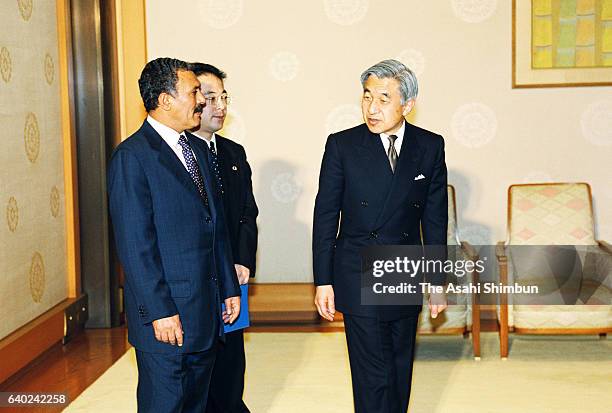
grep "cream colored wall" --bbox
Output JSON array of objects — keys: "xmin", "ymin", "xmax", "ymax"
[
  {"xmin": 0, "ymin": 0, "xmax": 68, "ymax": 338},
  {"xmin": 145, "ymin": 1, "xmax": 612, "ymax": 283}
]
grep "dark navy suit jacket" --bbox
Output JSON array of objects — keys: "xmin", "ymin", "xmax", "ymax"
[
  {"xmin": 215, "ymin": 135, "xmax": 258, "ymax": 276},
  {"xmin": 108, "ymin": 120, "xmax": 240, "ymax": 354},
  {"xmin": 312, "ymin": 122, "xmax": 448, "ymax": 321}
]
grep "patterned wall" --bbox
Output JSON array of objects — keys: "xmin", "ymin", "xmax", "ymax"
[
  {"xmin": 145, "ymin": 0, "xmax": 612, "ymax": 282},
  {"xmin": 0, "ymin": 0, "xmax": 68, "ymax": 339}
]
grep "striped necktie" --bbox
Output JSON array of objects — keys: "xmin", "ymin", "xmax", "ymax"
[{"xmin": 387, "ymin": 134, "xmax": 398, "ymax": 173}]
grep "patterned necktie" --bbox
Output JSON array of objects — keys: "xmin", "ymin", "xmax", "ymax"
[
  {"xmin": 177, "ymin": 134, "xmax": 209, "ymax": 206},
  {"xmin": 209, "ymin": 141, "xmax": 224, "ymax": 194},
  {"xmin": 387, "ymin": 134, "xmax": 398, "ymax": 173}
]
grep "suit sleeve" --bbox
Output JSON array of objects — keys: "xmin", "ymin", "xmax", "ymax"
[
  {"xmin": 421, "ymin": 135, "xmax": 448, "ymax": 286},
  {"xmin": 236, "ymin": 145, "xmax": 259, "ymax": 277},
  {"xmin": 107, "ymin": 148, "xmax": 177, "ymax": 324},
  {"xmin": 312, "ymin": 134, "xmax": 344, "ymax": 286}
]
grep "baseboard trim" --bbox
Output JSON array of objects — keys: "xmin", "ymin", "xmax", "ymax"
[{"xmin": 0, "ymin": 297, "xmax": 83, "ymax": 384}]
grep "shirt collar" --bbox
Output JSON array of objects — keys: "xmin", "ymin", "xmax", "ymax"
[
  {"xmin": 380, "ymin": 121, "xmax": 406, "ymax": 142},
  {"xmin": 147, "ymin": 115, "xmax": 183, "ymax": 146},
  {"xmin": 192, "ymin": 131, "xmax": 217, "ymax": 148}
]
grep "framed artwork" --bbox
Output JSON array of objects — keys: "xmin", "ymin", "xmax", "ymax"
[{"xmin": 513, "ymin": 0, "xmax": 612, "ymax": 88}]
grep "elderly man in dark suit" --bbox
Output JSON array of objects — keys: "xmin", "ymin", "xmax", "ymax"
[
  {"xmin": 189, "ymin": 62, "xmax": 258, "ymax": 413},
  {"xmin": 313, "ymin": 59, "xmax": 448, "ymax": 413},
  {"xmin": 108, "ymin": 58, "xmax": 241, "ymax": 413}
]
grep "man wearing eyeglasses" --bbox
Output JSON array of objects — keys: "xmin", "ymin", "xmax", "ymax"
[{"xmin": 190, "ymin": 62, "xmax": 258, "ymax": 413}]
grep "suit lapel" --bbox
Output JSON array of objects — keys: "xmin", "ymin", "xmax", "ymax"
[
  {"xmin": 215, "ymin": 137, "xmax": 235, "ymax": 186},
  {"xmin": 355, "ymin": 128, "xmax": 394, "ymax": 209},
  {"xmin": 372, "ymin": 122, "xmax": 424, "ymax": 230},
  {"xmin": 142, "ymin": 121, "xmax": 201, "ymax": 198},
  {"xmin": 215, "ymin": 136, "xmax": 244, "ymax": 209},
  {"xmin": 356, "ymin": 128, "xmax": 394, "ymax": 178}
]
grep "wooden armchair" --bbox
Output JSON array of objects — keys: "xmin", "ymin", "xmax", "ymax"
[
  {"xmin": 495, "ymin": 183, "xmax": 612, "ymax": 358},
  {"xmin": 418, "ymin": 185, "xmax": 481, "ymax": 359}
]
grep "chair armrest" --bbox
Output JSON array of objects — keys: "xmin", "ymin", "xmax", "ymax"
[
  {"xmin": 496, "ymin": 241, "xmax": 507, "ymax": 262},
  {"xmin": 495, "ymin": 243, "xmax": 509, "ymax": 357},
  {"xmin": 460, "ymin": 239, "xmax": 480, "ymax": 302},
  {"xmin": 597, "ymin": 240, "xmax": 612, "ymax": 255},
  {"xmin": 460, "ymin": 240, "xmax": 479, "ymax": 261},
  {"xmin": 463, "ymin": 241, "xmax": 481, "ymax": 357}
]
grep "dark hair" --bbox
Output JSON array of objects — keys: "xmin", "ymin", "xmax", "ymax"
[
  {"xmin": 138, "ymin": 58, "xmax": 190, "ymax": 112},
  {"xmin": 189, "ymin": 62, "xmax": 227, "ymax": 80}
]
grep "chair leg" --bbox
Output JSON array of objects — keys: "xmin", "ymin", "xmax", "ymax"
[
  {"xmin": 472, "ymin": 309, "xmax": 481, "ymax": 360},
  {"xmin": 472, "ymin": 289, "xmax": 481, "ymax": 360},
  {"xmin": 498, "ymin": 258, "xmax": 509, "ymax": 359},
  {"xmin": 499, "ymin": 321, "xmax": 508, "ymax": 359},
  {"xmin": 599, "ymin": 333, "xmax": 607, "ymax": 340},
  {"xmin": 463, "ymin": 331, "xmax": 470, "ymax": 339}
]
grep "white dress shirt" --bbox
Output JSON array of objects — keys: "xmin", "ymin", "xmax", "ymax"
[
  {"xmin": 379, "ymin": 121, "xmax": 405, "ymax": 156},
  {"xmin": 147, "ymin": 115, "xmax": 195, "ymax": 170},
  {"xmin": 191, "ymin": 130, "xmax": 217, "ymax": 149}
]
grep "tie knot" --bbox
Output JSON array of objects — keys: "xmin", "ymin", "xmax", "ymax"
[
  {"xmin": 209, "ymin": 141, "xmax": 216, "ymax": 152},
  {"xmin": 388, "ymin": 134, "xmax": 398, "ymax": 144},
  {"xmin": 178, "ymin": 134, "xmax": 189, "ymax": 147}
]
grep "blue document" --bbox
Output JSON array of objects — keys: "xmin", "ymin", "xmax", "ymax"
[{"xmin": 222, "ymin": 284, "xmax": 250, "ymax": 332}]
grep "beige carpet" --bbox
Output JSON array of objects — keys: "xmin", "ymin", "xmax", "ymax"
[{"xmin": 64, "ymin": 332, "xmax": 612, "ymax": 412}]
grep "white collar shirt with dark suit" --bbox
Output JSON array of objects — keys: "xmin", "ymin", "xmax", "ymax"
[
  {"xmin": 109, "ymin": 117, "xmax": 240, "ymax": 353},
  {"xmin": 107, "ymin": 117, "xmax": 242, "ymax": 412},
  {"xmin": 312, "ymin": 120, "xmax": 448, "ymax": 413}
]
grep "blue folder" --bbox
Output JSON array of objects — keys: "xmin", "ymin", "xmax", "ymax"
[{"xmin": 222, "ymin": 284, "xmax": 250, "ymax": 332}]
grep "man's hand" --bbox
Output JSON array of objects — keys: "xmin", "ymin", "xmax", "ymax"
[
  {"xmin": 315, "ymin": 285, "xmax": 336, "ymax": 321},
  {"xmin": 223, "ymin": 296, "xmax": 241, "ymax": 324},
  {"xmin": 152, "ymin": 314, "xmax": 183, "ymax": 346},
  {"xmin": 428, "ymin": 291, "xmax": 448, "ymax": 319},
  {"xmin": 234, "ymin": 264, "xmax": 250, "ymax": 285}
]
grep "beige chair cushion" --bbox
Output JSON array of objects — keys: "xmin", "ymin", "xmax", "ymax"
[
  {"xmin": 508, "ymin": 183, "xmax": 595, "ymax": 246},
  {"xmin": 419, "ymin": 303, "xmax": 470, "ymax": 332}
]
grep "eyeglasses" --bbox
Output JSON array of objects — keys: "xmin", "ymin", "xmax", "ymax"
[{"xmin": 204, "ymin": 95, "xmax": 231, "ymax": 107}]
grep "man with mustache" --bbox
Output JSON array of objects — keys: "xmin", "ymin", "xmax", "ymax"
[
  {"xmin": 189, "ymin": 62, "xmax": 258, "ymax": 413},
  {"xmin": 313, "ymin": 59, "xmax": 448, "ymax": 412},
  {"xmin": 108, "ymin": 57, "xmax": 241, "ymax": 412}
]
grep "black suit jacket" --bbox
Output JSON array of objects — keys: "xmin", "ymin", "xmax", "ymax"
[
  {"xmin": 108, "ymin": 121, "xmax": 240, "ymax": 353},
  {"xmin": 211, "ymin": 135, "xmax": 259, "ymax": 276},
  {"xmin": 312, "ymin": 122, "xmax": 448, "ymax": 320}
]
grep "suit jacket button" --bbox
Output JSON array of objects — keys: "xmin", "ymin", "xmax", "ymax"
[
  {"xmin": 205, "ymin": 216, "xmax": 212, "ymax": 223},
  {"xmin": 361, "ymin": 200, "xmax": 368, "ymax": 207},
  {"xmin": 413, "ymin": 203, "xmax": 421, "ymax": 209},
  {"xmin": 369, "ymin": 231, "xmax": 378, "ymax": 239}
]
